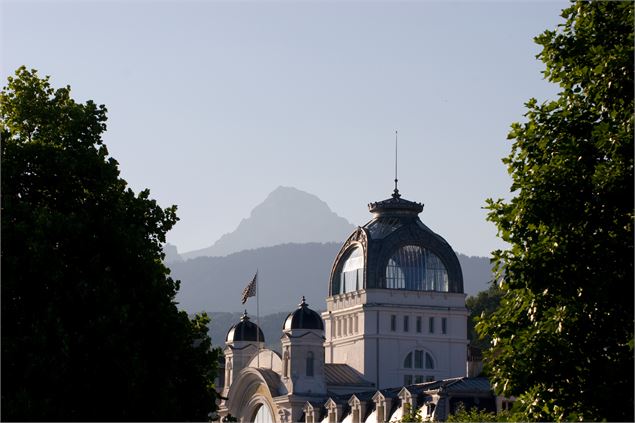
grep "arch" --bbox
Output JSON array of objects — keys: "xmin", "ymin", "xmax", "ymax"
[
  {"xmin": 332, "ymin": 245, "xmax": 365, "ymax": 295},
  {"xmin": 403, "ymin": 349, "xmax": 436, "ymax": 370},
  {"xmin": 385, "ymin": 245, "xmax": 449, "ymax": 291},
  {"xmin": 252, "ymin": 403, "xmax": 275, "ymax": 423},
  {"xmin": 224, "ymin": 367, "xmax": 281, "ymax": 422}
]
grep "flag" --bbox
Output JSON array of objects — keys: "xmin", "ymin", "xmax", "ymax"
[{"xmin": 241, "ymin": 272, "xmax": 257, "ymax": 304}]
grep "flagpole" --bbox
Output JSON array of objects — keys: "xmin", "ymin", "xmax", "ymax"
[{"xmin": 256, "ymin": 269, "xmax": 260, "ymax": 368}]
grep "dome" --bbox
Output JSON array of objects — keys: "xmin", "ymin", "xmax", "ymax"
[
  {"xmin": 283, "ymin": 297, "xmax": 324, "ymax": 331},
  {"xmin": 329, "ymin": 189, "xmax": 464, "ymax": 295},
  {"xmin": 226, "ymin": 311, "xmax": 265, "ymax": 343}
]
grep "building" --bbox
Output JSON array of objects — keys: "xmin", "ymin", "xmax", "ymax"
[{"xmin": 218, "ymin": 188, "xmax": 493, "ymax": 422}]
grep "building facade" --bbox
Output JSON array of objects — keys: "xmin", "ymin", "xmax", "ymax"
[{"xmin": 217, "ymin": 189, "xmax": 488, "ymax": 422}]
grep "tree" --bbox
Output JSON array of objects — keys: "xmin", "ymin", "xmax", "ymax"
[
  {"xmin": 1, "ymin": 67, "xmax": 219, "ymax": 421},
  {"xmin": 480, "ymin": 1, "xmax": 633, "ymax": 421},
  {"xmin": 466, "ymin": 285, "xmax": 503, "ymax": 352}
]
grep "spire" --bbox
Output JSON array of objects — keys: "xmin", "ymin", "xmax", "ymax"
[
  {"xmin": 393, "ymin": 130, "xmax": 400, "ymax": 199},
  {"xmin": 241, "ymin": 310, "xmax": 250, "ymax": 321}
]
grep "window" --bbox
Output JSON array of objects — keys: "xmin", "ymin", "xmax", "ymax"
[
  {"xmin": 425, "ymin": 352, "xmax": 435, "ymax": 369},
  {"xmin": 334, "ymin": 246, "xmax": 364, "ymax": 294},
  {"xmin": 404, "ymin": 350, "xmax": 435, "ymax": 370},
  {"xmin": 426, "ymin": 375, "xmax": 435, "ymax": 382},
  {"xmin": 416, "ymin": 316, "xmax": 422, "ymax": 333},
  {"xmin": 306, "ymin": 351, "xmax": 314, "ymax": 377},
  {"xmin": 391, "ymin": 315, "xmax": 396, "ymax": 331},
  {"xmin": 404, "ymin": 352, "xmax": 413, "ymax": 368},
  {"xmin": 283, "ymin": 349, "xmax": 289, "ymax": 378},
  {"xmin": 404, "ymin": 316, "xmax": 409, "ymax": 332},
  {"xmin": 384, "ymin": 245, "xmax": 449, "ymax": 291},
  {"xmin": 442, "ymin": 317, "xmax": 447, "ymax": 334},
  {"xmin": 429, "ymin": 317, "xmax": 435, "ymax": 334},
  {"xmin": 414, "ymin": 350, "xmax": 423, "ymax": 368},
  {"xmin": 404, "ymin": 374, "xmax": 413, "ymax": 385},
  {"xmin": 414, "ymin": 375, "xmax": 424, "ymax": 384}
]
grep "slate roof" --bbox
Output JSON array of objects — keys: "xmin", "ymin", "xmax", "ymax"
[{"xmin": 324, "ymin": 364, "xmax": 374, "ymax": 387}]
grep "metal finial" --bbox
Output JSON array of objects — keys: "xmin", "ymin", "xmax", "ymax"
[
  {"xmin": 241, "ymin": 309, "xmax": 249, "ymax": 320},
  {"xmin": 393, "ymin": 130, "xmax": 400, "ymax": 199},
  {"xmin": 299, "ymin": 296, "xmax": 307, "ymax": 307}
]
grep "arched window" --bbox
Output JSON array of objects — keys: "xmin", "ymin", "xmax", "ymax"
[
  {"xmin": 385, "ymin": 245, "xmax": 449, "ymax": 291},
  {"xmin": 333, "ymin": 246, "xmax": 364, "ymax": 294},
  {"xmin": 283, "ymin": 349, "xmax": 290, "ymax": 378},
  {"xmin": 306, "ymin": 351, "xmax": 314, "ymax": 376},
  {"xmin": 403, "ymin": 350, "xmax": 435, "ymax": 370}
]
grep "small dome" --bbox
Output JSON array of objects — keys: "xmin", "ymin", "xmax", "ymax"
[
  {"xmin": 226, "ymin": 311, "xmax": 265, "ymax": 343},
  {"xmin": 283, "ymin": 297, "xmax": 324, "ymax": 331}
]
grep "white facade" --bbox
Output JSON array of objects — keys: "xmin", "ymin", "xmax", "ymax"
[
  {"xmin": 218, "ymin": 190, "xmax": 475, "ymax": 422},
  {"xmin": 322, "ymin": 289, "xmax": 468, "ymax": 389}
]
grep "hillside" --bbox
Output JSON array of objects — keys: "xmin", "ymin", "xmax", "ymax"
[{"xmin": 170, "ymin": 243, "xmax": 493, "ymax": 314}]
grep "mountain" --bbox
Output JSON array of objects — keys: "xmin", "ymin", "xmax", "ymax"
[
  {"xmin": 170, "ymin": 243, "xmax": 493, "ymax": 314},
  {"xmin": 181, "ymin": 186, "xmax": 356, "ymax": 259}
]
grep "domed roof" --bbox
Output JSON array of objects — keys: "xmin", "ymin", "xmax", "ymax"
[
  {"xmin": 226, "ymin": 311, "xmax": 265, "ymax": 343},
  {"xmin": 283, "ymin": 297, "xmax": 324, "ymax": 331},
  {"xmin": 329, "ymin": 190, "xmax": 464, "ymax": 295}
]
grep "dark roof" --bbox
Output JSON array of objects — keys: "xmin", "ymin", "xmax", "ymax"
[
  {"xmin": 368, "ymin": 189, "xmax": 424, "ymax": 216},
  {"xmin": 324, "ymin": 364, "xmax": 374, "ymax": 387},
  {"xmin": 283, "ymin": 297, "xmax": 324, "ymax": 331},
  {"xmin": 226, "ymin": 311, "xmax": 265, "ymax": 343},
  {"xmin": 329, "ymin": 190, "xmax": 464, "ymax": 295}
]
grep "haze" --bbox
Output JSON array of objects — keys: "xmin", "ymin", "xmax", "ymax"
[{"xmin": 1, "ymin": 0, "xmax": 568, "ymax": 257}]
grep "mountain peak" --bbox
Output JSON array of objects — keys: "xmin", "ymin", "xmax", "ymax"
[{"xmin": 181, "ymin": 187, "xmax": 355, "ymax": 260}]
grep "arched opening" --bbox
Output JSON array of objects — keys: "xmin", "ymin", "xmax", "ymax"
[
  {"xmin": 252, "ymin": 403, "xmax": 274, "ymax": 423},
  {"xmin": 333, "ymin": 246, "xmax": 364, "ymax": 294},
  {"xmin": 385, "ymin": 245, "xmax": 448, "ymax": 291}
]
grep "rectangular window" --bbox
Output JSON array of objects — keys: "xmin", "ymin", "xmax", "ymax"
[
  {"xmin": 404, "ymin": 374, "xmax": 413, "ymax": 385},
  {"xmin": 416, "ymin": 316, "xmax": 422, "ymax": 333},
  {"xmin": 426, "ymin": 375, "xmax": 435, "ymax": 382},
  {"xmin": 442, "ymin": 317, "xmax": 447, "ymax": 334},
  {"xmin": 414, "ymin": 375, "xmax": 424, "ymax": 384},
  {"xmin": 403, "ymin": 316, "xmax": 409, "ymax": 332},
  {"xmin": 390, "ymin": 315, "xmax": 397, "ymax": 331},
  {"xmin": 429, "ymin": 317, "xmax": 435, "ymax": 334}
]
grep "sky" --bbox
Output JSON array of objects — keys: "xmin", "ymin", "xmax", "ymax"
[{"xmin": 2, "ymin": 0, "xmax": 569, "ymax": 257}]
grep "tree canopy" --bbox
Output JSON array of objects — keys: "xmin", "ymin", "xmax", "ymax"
[
  {"xmin": 481, "ymin": 1, "xmax": 633, "ymax": 421},
  {"xmin": 1, "ymin": 67, "xmax": 219, "ymax": 421}
]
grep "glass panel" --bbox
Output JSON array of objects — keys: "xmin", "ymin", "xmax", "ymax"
[
  {"xmin": 425, "ymin": 352, "xmax": 434, "ymax": 369},
  {"xmin": 366, "ymin": 217, "xmax": 403, "ymax": 239},
  {"xmin": 337, "ymin": 247, "xmax": 364, "ymax": 294},
  {"xmin": 416, "ymin": 316, "xmax": 422, "ymax": 333},
  {"xmin": 429, "ymin": 317, "xmax": 435, "ymax": 334},
  {"xmin": 414, "ymin": 375, "xmax": 424, "ymax": 384},
  {"xmin": 391, "ymin": 315, "xmax": 396, "ymax": 331},
  {"xmin": 404, "ymin": 316, "xmax": 409, "ymax": 332},
  {"xmin": 384, "ymin": 245, "xmax": 449, "ymax": 292},
  {"xmin": 414, "ymin": 350, "xmax": 423, "ymax": 369},
  {"xmin": 442, "ymin": 317, "xmax": 447, "ymax": 334},
  {"xmin": 404, "ymin": 352, "xmax": 412, "ymax": 368},
  {"xmin": 404, "ymin": 374, "xmax": 413, "ymax": 385}
]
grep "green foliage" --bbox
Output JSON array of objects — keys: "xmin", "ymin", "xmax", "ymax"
[
  {"xmin": 466, "ymin": 284, "xmax": 503, "ymax": 351},
  {"xmin": 394, "ymin": 407, "xmax": 424, "ymax": 422},
  {"xmin": 481, "ymin": 2, "xmax": 633, "ymax": 421},
  {"xmin": 446, "ymin": 402, "xmax": 513, "ymax": 423},
  {"xmin": 1, "ymin": 67, "xmax": 220, "ymax": 421}
]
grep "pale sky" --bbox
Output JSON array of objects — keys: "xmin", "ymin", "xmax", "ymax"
[{"xmin": 2, "ymin": 0, "xmax": 568, "ymax": 257}]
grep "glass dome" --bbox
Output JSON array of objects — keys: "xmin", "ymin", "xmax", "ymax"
[
  {"xmin": 333, "ymin": 246, "xmax": 364, "ymax": 294},
  {"xmin": 384, "ymin": 245, "xmax": 449, "ymax": 291}
]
